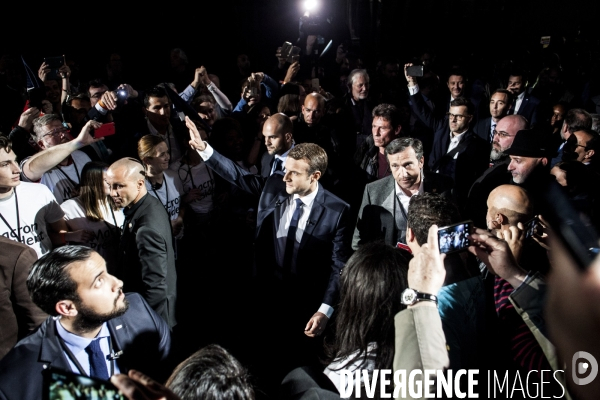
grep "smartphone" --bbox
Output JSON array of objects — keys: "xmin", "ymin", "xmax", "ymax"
[
  {"xmin": 94, "ymin": 122, "xmax": 116, "ymax": 138},
  {"xmin": 43, "ymin": 367, "xmax": 125, "ymax": 400},
  {"xmin": 540, "ymin": 180, "xmax": 600, "ymax": 271},
  {"xmin": 311, "ymin": 78, "xmax": 320, "ymax": 93},
  {"xmin": 437, "ymin": 220, "xmax": 472, "ymax": 254},
  {"xmin": 524, "ymin": 216, "xmax": 540, "ymax": 240},
  {"xmin": 397, "ymin": 242, "xmax": 412, "ymax": 254},
  {"xmin": 44, "ymin": 56, "xmax": 64, "ymax": 81},
  {"xmin": 406, "ymin": 65, "xmax": 424, "ymax": 77}
]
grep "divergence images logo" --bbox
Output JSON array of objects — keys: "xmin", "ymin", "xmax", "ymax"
[{"xmin": 572, "ymin": 351, "xmax": 598, "ymax": 385}]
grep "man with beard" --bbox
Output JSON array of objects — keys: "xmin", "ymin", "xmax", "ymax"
[
  {"xmin": 0, "ymin": 246, "xmax": 172, "ymax": 400},
  {"xmin": 467, "ymin": 115, "xmax": 529, "ymax": 227}
]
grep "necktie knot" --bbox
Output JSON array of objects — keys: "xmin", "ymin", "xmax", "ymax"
[
  {"xmin": 273, "ymin": 158, "xmax": 283, "ymax": 173},
  {"xmin": 295, "ymin": 198, "xmax": 303, "ymax": 209}
]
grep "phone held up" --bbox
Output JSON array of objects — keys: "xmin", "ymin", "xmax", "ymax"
[
  {"xmin": 406, "ymin": 65, "xmax": 424, "ymax": 77},
  {"xmin": 524, "ymin": 216, "xmax": 540, "ymax": 240},
  {"xmin": 437, "ymin": 220, "xmax": 472, "ymax": 254},
  {"xmin": 93, "ymin": 122, "xmax": 116, "ymax": 138},
  {"xmin": 44, "ymin": 55, "xmax": 65, "ymax": 81}
]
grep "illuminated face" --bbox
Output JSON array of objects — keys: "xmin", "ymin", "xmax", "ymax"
[
  {"xmin": 69, "ymin": 251, "xmax": 128, "ymax": 327},
  {"xmin": 572, "ymin": 131, "xmax": 593, "ymax": 162},
  {"xmin": 263, "ymin": 120, "xmax": 291, "ymax": 156},
  {"xmin": 388, "ymin": 146, "xmax": 424, "ymax": 191},
  {"xmin": 489, "ymin": 92, "xmax": 511, "ymax": 119},
  {"xmin": 507, "ymin": 75, "xmax": 524, "ymax": 95},
  {"xmin": 302, "ymin": 97, "xmax": 323, "ymax": 127},
  {"xmin": 145, "ymin": 96, "xmax": 171, "ymax": 129},
  {"xmin": 447, "ymin": 75, "xmax": 464, "ymax": 98},
  {"xmin": 106, "ymin": 166, "xmax": 144, "ymax": 208},
  {"xmin": 448, "ymin": 105, "xmax": 472, "ymax": 134},
  {"xmin": 198, "ymin": 101, "xmax": 218, "ymax": 126},
  {"xmin": 550, "ymin": 105, "xmax": 566, "ymax": 127},
  {"xmin": 0, "ymin": 148, "xmax": 21, "ymax": 192},
  {"xmin": 351, "ymin": 74, "xmax": 369, "ymax": 101},
  {"xmin": 507, "ymin": 156, "xmax": 544, "ymax": 184},
  {"xmin": 372, "ymin": 116, "xmax": 399, "ymax": 148},
  {"xmin": 144, "ymin": 142, "xmax": 170, "ymax": 173},
  {"xmin": 283, "ymin": 157, "xmax": 318, "ymax": 197}
]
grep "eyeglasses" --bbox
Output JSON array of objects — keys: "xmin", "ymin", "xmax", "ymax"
[
  {"xmin": 41, "ymin": 127, "xmax": 69, "ymax": 139},
  {"xmin": 446, "ymin": 112, "xmax": 469, "ymax": 121},
  {"xmin": 492, "ymin": 130, "xmax": 514, "ymax": 139}
]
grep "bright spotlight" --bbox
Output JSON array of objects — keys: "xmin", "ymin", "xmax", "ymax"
[{"xmin": 303, "ymin": 0, "xmax": 319, "ymax": 13}]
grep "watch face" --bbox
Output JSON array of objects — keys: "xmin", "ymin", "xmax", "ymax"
[{"xmin": 401, "ymin": 289, "xmax": 417, "ymax": 305}]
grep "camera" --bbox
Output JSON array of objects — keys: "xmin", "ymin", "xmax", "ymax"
[{"xmin": 277, "ymin": 41, "xmax": 302, "ymax": 64}]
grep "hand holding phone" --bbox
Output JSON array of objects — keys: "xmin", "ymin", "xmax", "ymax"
[
  {"xmin": 437, "ymin": 220, "xmax": 472, "ymax": 254},
  {"xmin": 94, "ymin": 122, "xmax": 116, "ymax": 138},
  {"xmin": 406, "ymin": 65, "xmax": 424, "ymax": 77}
]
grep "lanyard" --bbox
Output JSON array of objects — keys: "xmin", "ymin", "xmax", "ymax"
[
  {"xmin": 148, "ymin": 175, "xmax": 170, "ymax": 211},
  {"xmin": 102, "ymin": 204, "xmax": 121, "ymax": 240},
  {"xmin": 55, "ymin": 157, "xmax": 81, "ymax": 188},
  {"xmin": 0, "ymin": 188, "xmax": 21, "ymax": 242}
]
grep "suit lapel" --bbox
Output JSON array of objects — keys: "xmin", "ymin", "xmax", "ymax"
[
  {"xmin": 39, "ymin": 319, "xmax": 75, "ymax": 370},
  {"xmin": 272, "ymin": 192, "xmax": 289, "ymax": 232},
  {"xmin": 299, "ymin": 189, "xmax": 325, "ymax": 250}
]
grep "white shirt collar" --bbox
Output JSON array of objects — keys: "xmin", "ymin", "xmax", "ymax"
[
  {"xmin": 56, "ymin": 319, "xmax": 110, "ymax": 353},
  {"xmin": 517, "ymin": 91, "xmax": 525, "ymax": 101},
  {"xmin": 450, "ymin": 130, "xmax": 467, "ymax": 143}
]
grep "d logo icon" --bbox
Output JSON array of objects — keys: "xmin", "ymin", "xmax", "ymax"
[{"xmin": 572, "ymin": 351, "xmax": 598, "ymax": 385}]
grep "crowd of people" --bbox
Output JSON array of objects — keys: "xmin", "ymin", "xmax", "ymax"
[{"xmin": 1, "ymin": 29, "xmax": 600, "ymax": 400}]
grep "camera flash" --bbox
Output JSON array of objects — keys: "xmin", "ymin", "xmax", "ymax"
[{"xmin": 303, "ymin": 0, "xmax": 318, "ymax": 13}]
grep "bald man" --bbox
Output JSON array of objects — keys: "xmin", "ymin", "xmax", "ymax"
[
  {"xmin": 260, "ymin": 113, "xmax": 294, "ymax": 177},
  {"xmin": 486, "ymin": 184, "xmax": 533, "ymax": 232},
  {"xmin": 106, "ymin": 158, "xmax": 177, "ymax": 328}
]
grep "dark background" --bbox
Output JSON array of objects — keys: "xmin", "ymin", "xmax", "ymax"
[{"xmin": 1, "ymin": 0, "xmax": 598, "ymax": 91}]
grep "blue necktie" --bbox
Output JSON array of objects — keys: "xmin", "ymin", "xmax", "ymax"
[
  {"xmin": 490, "ymin": 122, "xmax": 496, "ymax": 143},
  {"xmin": 85, "ymin": 338, "xmax": 109, "ymax": 380},
  {"xmin": 273, "ymin": 158, "xmax": 283, "ymax": 174},
  {"xmin": 283, "ymin": 198, "xmax": 304, "ymax": 270}
]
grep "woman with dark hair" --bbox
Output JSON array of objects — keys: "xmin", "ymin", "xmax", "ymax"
[
  {"xmin": 322, "ymin": 241, "xmax": 409, "ymax": 395},
  {"xmin": 60, "ymin": 161, "xmax": 124, "ymax": 272}
]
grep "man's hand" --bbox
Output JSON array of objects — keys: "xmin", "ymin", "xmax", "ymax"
[
  {"xmin": 118, "ymin": 83, "xmax": 138, "ymax": 99},
  {"xmin": 284, "ymin": 62, "xmax": 300, "ymax": 84},
  {"xmin": 404, "ymin": 63, "xmax": 418, "ymax": 87},
  {"xmin": 198, "ymin": 66, "xmax": 211, "ymax": 86},
  {"xmin": 496, "ymin": 225, "xmax": 526, "ymax": 262},
  {"xmin": 469, "ymin": 227, "xmax": 527, "ymax": 288},
  {"xmin": 111, "ymin": 369, "xmax": 181, "ymax": 400},
  {"xmin": 186, "ymin": 116, "xmax": 207, "ymax": 151},
  {"xmin": 304, "ymin": 311, "xmax": 329, "ymax": 337},
  {"xmin": 18, "ymin": 107, "xmax": 41, "ymax": 130},
  {"xmin": 408, "ymin": 225, "xmax": 446, "ymax": 306},
  {"xmin": 99, "ymin": 90, "xmax": 118, "ymax": 110},
  {"xmin": 74, "ymin": 120, "xmax": 104, "ymax": 148}
]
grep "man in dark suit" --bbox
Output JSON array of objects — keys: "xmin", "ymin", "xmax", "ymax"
[
  {"xmin": 187, "ymin": 116, "xmax": 350, "ymax": 334},
  {"xmin": 405, "ymin": 65, "xmax": 489, "ymax": 209},
  {"xmin": 473, "ymin": 89, "xmax": 513, "ymax": 143},
  {"xmin": 353, "ymin": 137, "xmax": 453, "ymax": 249},
  {"xmin": 106, "ymin": 158, "xmax": 177, "ymax": 329},
  {"xmin": 0, "ymin": 246, "xmax": 172, "ymax": 400},
  {"xmin": 507, "ymin": 71, "xmax": 541, "ymax": 128},
  {"xmin": 259, "ymin": 113, "xmax": 294, "ymax": 178}
]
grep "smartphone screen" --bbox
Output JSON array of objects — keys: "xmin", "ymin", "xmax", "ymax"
[
  {"xmin": 524, "ymin": 216, "xmax": 539, "ymax": 240},
  {"xmin": 94, "ymin": 122, "xmax": 116, "ymax": 138},
  {"xmin": 43, "ymin": 368, "xmax": 125, "ymax": 400},
  {"xmin": 44, "ymin": 56, "xmax": 64, "ymax": 81},
  {"xmin": 438, "ymin": 220, "xmax": 472, "ymax": 254}
]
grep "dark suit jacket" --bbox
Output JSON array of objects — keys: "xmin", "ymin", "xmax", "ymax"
[
  {"xmin": 0, "ymin": 293, "xmax": 171, "ymax": 400},
  {"xmin": 352, "ymin": 172, "xmax": 454, "ymax": 249},
  {"xmin": 473, "ymin": 117, "xmax": 492, "ymax": 143},
  {"xmin": 260, "ymin": 151, "xmax": 275, "ymax": 178},
  {"xmin": 409, "ymin": 91, "xmax": 490, "ymax": 207},
  {"xmin": 466, "ymin": 157, "xmax": 512, "ymax": 227},
  {"xmin": 0, "ymin": 237, "xmax": 47, "ymax": 360},
  {"xmin": 513, "ymin": 92, "xmax": 541, "ymax": 127},
  {"xmin": 118, "ymin": 194, "xmax": 177, "ymax": 328},
  {"xmin": 205, "ymin": 148, "xmax": 351, "ymax": 309}
]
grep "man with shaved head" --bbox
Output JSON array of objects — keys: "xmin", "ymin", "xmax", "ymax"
[
  {"xmin": 486, "ymin": 184, "xmax": 533, "ymax": 232},
  {"xmin": 260, "ymin": 113, "xmax": 294, "ymax": 177},
  {"xmin": 105, "ymin": 157, "xmax": 177, "ymax": 328}
]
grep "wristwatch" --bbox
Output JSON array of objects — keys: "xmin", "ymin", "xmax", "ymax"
[{"xmin": 401, "ymin": 288, "xmax": 438, "ymax": 306}]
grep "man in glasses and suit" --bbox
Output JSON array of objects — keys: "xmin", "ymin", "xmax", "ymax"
[{"xmin": 404, "ymin": 64, "xmax": 488, "ymax": 210}]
